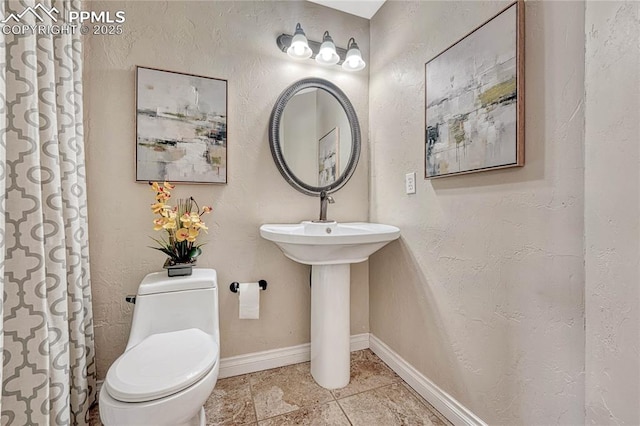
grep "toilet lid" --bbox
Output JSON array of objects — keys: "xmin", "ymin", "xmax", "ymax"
[{"xmin": 105, "ymin": 328, "xmax": 219, "ymax": 403}]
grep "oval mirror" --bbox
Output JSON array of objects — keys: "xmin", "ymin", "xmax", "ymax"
[{"xmin": 269, "ymin": 78, "xmax": 361, "ymax": 196}]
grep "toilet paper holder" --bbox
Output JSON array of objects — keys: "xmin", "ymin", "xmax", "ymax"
[{"xmin": 230, "ymin": 280, "xmax": 267, "ymax": 293}]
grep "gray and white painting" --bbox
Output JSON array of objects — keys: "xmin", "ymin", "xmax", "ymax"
[
  {"xmin": 318, "ymin": 127, "xmax": 339, "ymax": 186},
  {"xmin": 425, "ymin": 4, "xmax": 518, "ymax": 178},
  {"xmin": 136, "ymin": 67, "xmax": 227, "ymax": 183}
]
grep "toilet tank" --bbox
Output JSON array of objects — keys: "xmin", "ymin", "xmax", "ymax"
[{"xmin": 125, "ymin": 269, "xmax": 219, "ymax": 350}]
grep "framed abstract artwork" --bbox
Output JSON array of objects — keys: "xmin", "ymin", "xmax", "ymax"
[
  {"xmin": 318, "ymin": 127, "xmax": 339, "ymax": 186},
  {"xmin": 136, "ymin": 66, "xmax": 228, "ymax": 183},
  {"xmin": 425, "ymin": 1, "xmax": 524, "ymax": 179}
]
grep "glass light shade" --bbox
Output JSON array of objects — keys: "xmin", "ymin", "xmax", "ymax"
[
  {"xmin": 315, "ymin": 32, "xmax": 340, "ymax": 66},
  {"xmin": 287, "ymin": 24, "xmax": 312, "ymax": 60},
  {"xmin": 342, "ymin": 47, "xmax": 366, "ymax": 71},
  {"xmin": 342, "ymin": 38, "xmax": 366, "ymax": 71}
]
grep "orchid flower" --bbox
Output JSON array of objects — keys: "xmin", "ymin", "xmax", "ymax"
[
  {"xmin": 193, "ymin": 221, "xmax": 208, "ymax": 232},
  {"xmin": 187, "ymin": 228, "xmax": 199, "ymax": 242},
  {"xmin": 180, "ymin": 213, "xmax": 192, "ymax": 228},
  {"xmin": 151, "ymin": 202, "xmax": 169, "ymax": 214},
  {"xmin": 148, "ymin": 181, "xmax": 211, "ymax": 264},
  {"xmin": 153, "ymin": 218, "xmax": 166, "ymax": 231},
  {"xmin": 175, "ymin": 228, "xmax": 190, "ymax": 242}
]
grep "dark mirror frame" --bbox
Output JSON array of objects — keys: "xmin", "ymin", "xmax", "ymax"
[{"xmin": 269, "ymin": 78, "xmax": 361, "ymax": 196}]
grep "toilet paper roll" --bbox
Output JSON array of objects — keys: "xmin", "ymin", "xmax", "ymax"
[{"xmin": 239, "ymin": 282, "xmax": 260, "ymax": 319}]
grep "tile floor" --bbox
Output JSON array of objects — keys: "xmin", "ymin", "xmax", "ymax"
[{"xmin": 90, "ymin": 349, "xmax": 451, "ymax": 425}]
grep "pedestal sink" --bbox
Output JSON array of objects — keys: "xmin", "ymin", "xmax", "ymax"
[{"xmin": 260, "ymin": 221, "xmax": 400, "ymax": 389}]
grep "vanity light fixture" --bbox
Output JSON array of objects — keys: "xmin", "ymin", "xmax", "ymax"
[
  {"xmin": 276, "ymin": 24, "xmax": 366, "ymax": 72},
  {"xmin": 342, "ymin": 38, "xmax": 366, "ymax": 72},
  {"xmin": 315, "ymin": 31, "xmax": 340, "ymax": 66},
  {"xmin": 287, "ymin": 23, "xmax": 313, "ymax": 60}
]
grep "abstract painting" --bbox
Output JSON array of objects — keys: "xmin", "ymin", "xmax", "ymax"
[
  {"xmin": 425, "ymin": 1, "xmax": 524, "ymax": 179},
  {"xmin": 136, "ymin": 67, "xmax": 228, "ymax": 183},
  {"xmin": 318, "ymin": 127, "xmax": 339, "ymax": 186}
]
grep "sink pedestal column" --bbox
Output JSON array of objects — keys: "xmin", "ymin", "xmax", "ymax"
[{"xmin": 310, "ymin": 264, "xmax": 350, "ymax": 389}]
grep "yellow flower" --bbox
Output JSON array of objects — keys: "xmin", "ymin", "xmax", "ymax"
[
  {"xmin": 148, "ymin": 182, "xmax": 212, "ymax": 257},
  {"xmin": 163, "ymin": 221, "xmax": 177, "ymax": 230},
  {"xmin": 193, "ymin": 221, "xmax": 208, "ymax": 232},
  {"xmin": 156, "ymin": 191, "xmax": 170, "ymax": 202},
  {"xmin": 187, "ymin": 228, "xmax": 199, "ymax": 242},
  {"xmin": 175, "ymin": 228, "xmax": 190, "ymax": 242},
  {"xmin": 151, "ymin": 202, "xmax": 169, "ymax": 214},
  {"xmin": 162, "ymin": 211, "xmax": 177, "ymax": 229},
  {"xmin": 180, "ymin": 213, "xmax": 193, "ymax": 228},
  {"xmin": 153, "ymin": 218, "xmax": 165, "ymax": 231}
]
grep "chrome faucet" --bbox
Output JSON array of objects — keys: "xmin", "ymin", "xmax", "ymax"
[{"xmin": 317, "ymin": 191, "xmax": 335, "ymax": 222}]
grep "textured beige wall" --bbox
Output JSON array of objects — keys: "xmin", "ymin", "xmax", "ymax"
[
  {"xmin": 84, "ymin": 0, "xmax": 370, "ymax": 379},
  {"xmin": 584, "ymin": 2, "xmax": 640, "ymax": 424},
  {"xmin": 281, "ymin": 90, "xmax": 317, "ymax": 184},
  {"xmin": 369, "ymin": 1, "xmax": 585, "ymax": 424}
]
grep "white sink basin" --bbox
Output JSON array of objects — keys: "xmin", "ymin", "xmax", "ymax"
[
  {"xmin": 259, "ymin": 220, "xmax": 400, "ymax": 390},
  {"xmin": 259, "ymin": 221, "xmax": 400, "ymax": 265}
]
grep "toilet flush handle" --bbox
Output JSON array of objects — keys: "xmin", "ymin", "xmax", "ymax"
[{"xmin": 125, "ymin": 295, "xmax": 136, "ymax": 304}]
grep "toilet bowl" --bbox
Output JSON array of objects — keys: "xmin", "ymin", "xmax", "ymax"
[{"xmin": 100, "ymin": 269, "xmax": 220, "ymax": 426}]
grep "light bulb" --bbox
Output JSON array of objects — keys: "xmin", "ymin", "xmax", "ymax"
[
  {"xmin": 342, "ymin": 38, "xmax": 365, "ymax": 71},
  {"xmin": 286, "ymin": 23, "xmax": 312, "ymax": 60},
  {"xmin": 315, "ymin": 31, "xmax": 340, "ymax": 66}
]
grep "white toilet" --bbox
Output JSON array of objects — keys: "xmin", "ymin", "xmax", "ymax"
[{"xmin": 99, "ymin": 269, "xmax": 220, "ymax": 426}]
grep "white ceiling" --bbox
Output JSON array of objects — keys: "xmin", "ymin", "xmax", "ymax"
[{"xmin": 307, "ymin": 0, "xmax": 386, "ymax": 20}]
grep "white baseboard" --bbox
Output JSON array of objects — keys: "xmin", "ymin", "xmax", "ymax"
[
  {"xmin": 348, "ymin": 332, "xmax": 370, "ymax": 351},
  {"xmin": 369, "ymin": 334, "xmax": 486, "ymax": 426},
  {"xmin": 219, "ymin": 333, "xmax": 370, "ymax": 379}
]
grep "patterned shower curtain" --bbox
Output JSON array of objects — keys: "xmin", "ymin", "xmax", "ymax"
[{"xmin": 0, "ymin": 0, "xmax": 96, "ymax": 424}]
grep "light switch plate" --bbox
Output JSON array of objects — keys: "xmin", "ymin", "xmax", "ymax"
[{"xmin": 405, "ymin": 172, "xmax": 416, "ymax": 194}]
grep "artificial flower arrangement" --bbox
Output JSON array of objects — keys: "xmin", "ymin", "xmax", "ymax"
[{"xmin": 149, "ymin": 181, "xmax": 212, "ymax": 265}]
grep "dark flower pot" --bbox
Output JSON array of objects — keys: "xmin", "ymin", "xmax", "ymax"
[{"xmin": 163, "ymin": 258, "xmax": 196, "ymax": 277}]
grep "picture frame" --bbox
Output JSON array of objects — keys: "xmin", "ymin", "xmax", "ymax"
[
  {"xmin": 318, "ymin": 127, "xmax": 340, "ymax": 186},
  {"xmin": 425, "ymin": 1, "xmax": 524, "ymax": 179},
  {"xmin": 135, "ymin": 66, "xmax": 228, "ymax": 184}
]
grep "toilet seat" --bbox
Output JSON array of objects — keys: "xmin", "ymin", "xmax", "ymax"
[{"xmin": 105, "ymin": 328, "xmax": 219, "ymax": 403}]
